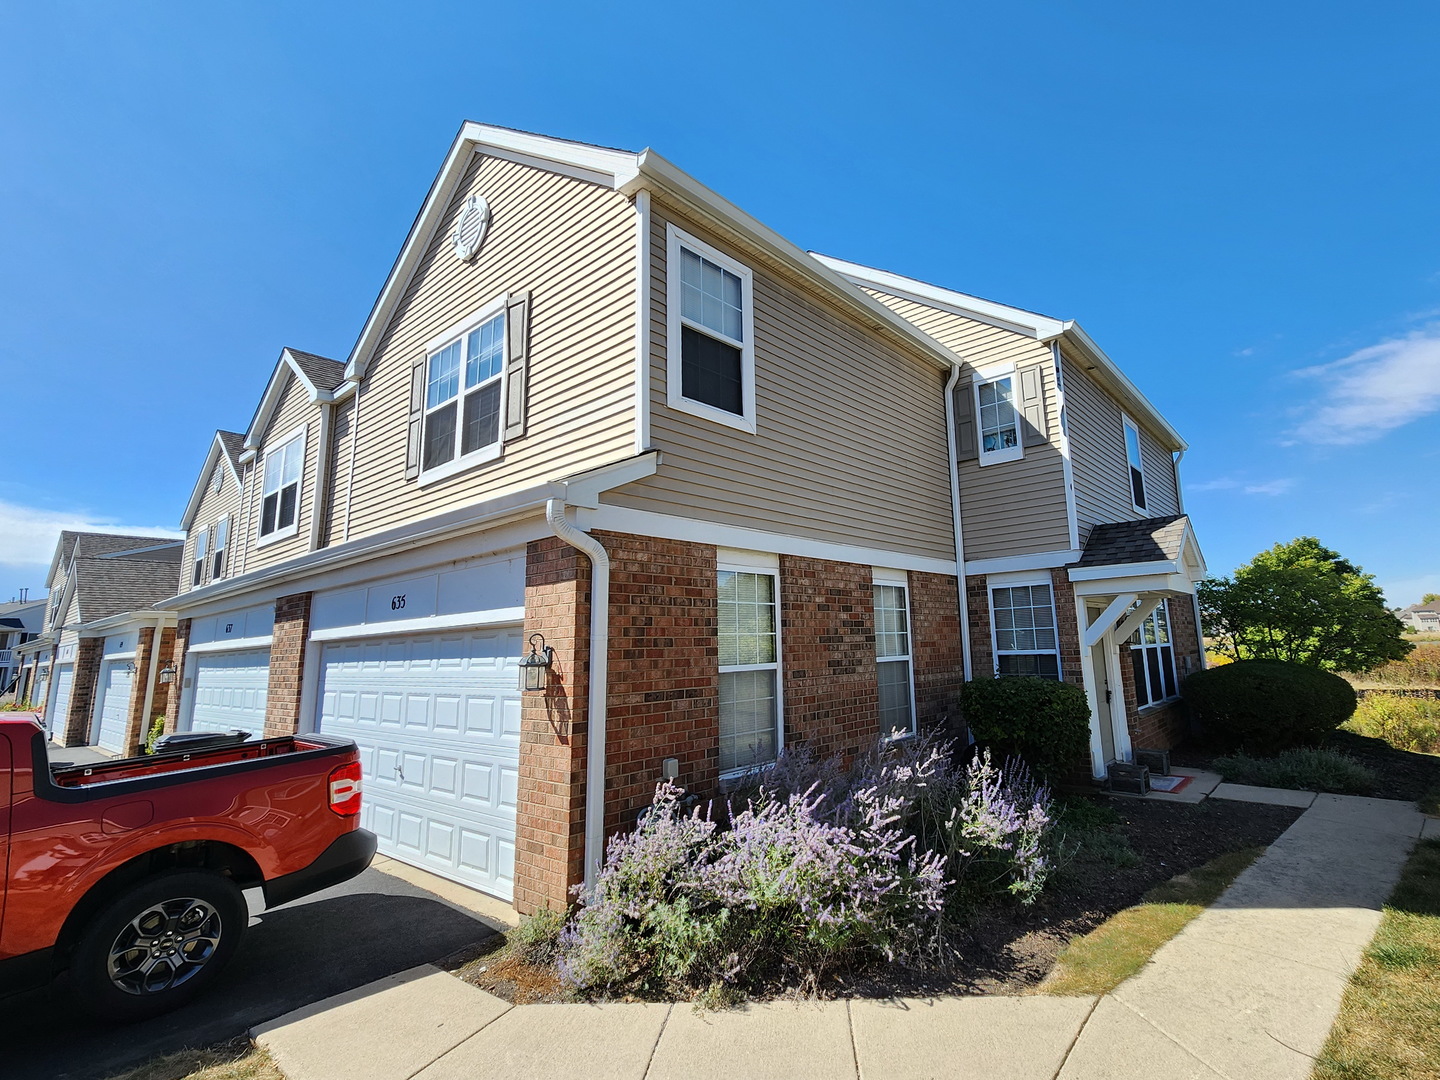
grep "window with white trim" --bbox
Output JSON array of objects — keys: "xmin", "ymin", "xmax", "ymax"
[
  {"xmin": 992, "ymin": 582, "xmax": 1060, "ymax": 678},
  {"xmin": 422, "ymin": 305, "xmax": 506, "ymax": 476},
  {"xmin": 718, "ymin": 567, "xmax": 780, "ymax": 774},
  {"xmin": 211, "ymin": 514, "xmax": 229, "ymax": 580},
  {"xmin": 259, "ymin": 429, "xmax": 304, "ymax": 541},
  {"xmin": 1124, "ymin": 416, "xmax": 1147, "ymax": 511},
  {"xmin": 975, "ymin": 373, "xmax": 1022, "ymax": 465},
  {"xmin": 192, "ymin": 527, "xmax": 208, "ymax": 587},
  {"xmin": 873, "ymin": 580, "xmax": 916, "ymax": 737},
  {"xmin": 1128, "ymin": 601, "xmax": 1178, "ymax": 707},
  {"xmin": 667, "ymin": 226, "xmax": 755, "ymax": 432}
]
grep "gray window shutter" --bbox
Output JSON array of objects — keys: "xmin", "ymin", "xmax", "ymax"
[
  {"xmin": 1019, "ymin": 365, "xmax": 1047, "ymax": 446},
  {"xmin": 404, "ymin": 356, "xmax": 425, "ymax": 480},
  {"xmin": 953, "ymin": 380, "xmax": 977, "ymax": 461},
  {"xmin": 504, "ymin": 291, "xmax": 530, "ymax": 440}
]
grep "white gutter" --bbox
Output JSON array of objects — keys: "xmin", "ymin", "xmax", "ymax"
[
  {"xmin": 941, "ymin": 362, "xmax": 972, "ymax": 682},
  {"xmin": 545, "ymin": 498, "xmax": 612, "ymax": 893},
  {"xmin": 1173, "ymin": 448, "xmax": 1186, "ymax": 515}
]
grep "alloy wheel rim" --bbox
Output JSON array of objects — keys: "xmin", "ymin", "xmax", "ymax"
[{"xmin": 106, "ymin": 897, "xmax": 223, "ymax": 995}]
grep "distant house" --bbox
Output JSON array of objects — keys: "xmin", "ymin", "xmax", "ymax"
[
  {"xmin": 0, "ymin": 594, "xmax": 46, "ymax": 695},
  {"xmin": 13, "ymin": 532, "xmax": 183, "ymax": 753},
  {"xmin": 1399, "ymin": 601, "xmax": 1440, "ymax": 633}
]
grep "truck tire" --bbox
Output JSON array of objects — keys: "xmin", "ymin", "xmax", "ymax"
[{"xmin": 69, "ymin": 869, "xmax": 247, "ymax": 1022}]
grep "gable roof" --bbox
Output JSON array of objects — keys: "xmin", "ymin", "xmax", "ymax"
[
  {"xmin": 70, "ymin": 547, "xmax": 184, "ymax": 622},
  {"xmin": 809, "ymin": 254, "xmax": 1186, "ymax": 453},
  {"xmin": 179, "ymin": 430, "xmax": 247, "ymax": 529},
  {"xmin": 46, "ymin": 531, "xmax": 183, "ymax": 589},
  {"xmin": 1403, "ymin": 600, "xmax": 1440, "ymax": 614},
  {"xmin": 343, "ymin": 122, "xmax": 962, "ymax": 384},
  {"xmin": 244, "ymin": 348, "xmax": 347, "ymax": 450},
  {"xmin": 1074, "ymin": 514, "xmax": 1194, "ymax": 569}
]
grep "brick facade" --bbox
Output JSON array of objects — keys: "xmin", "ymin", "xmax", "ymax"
[
  {"xmin": 164, "ymin": 618, "xmax": 191, "ymax": 734},
  {"xmin": 910, "ymin": 571, "xmax": 966, "ymax": 734},
  {"xmin": 1050, "ymin": 568, "xmax": 1084, "ymax": 687},
  {"xmin": 62, "ymin": 637, "xmax": 103, "ymax": 746},
  {"xmin": 514, "ymin": 537, "xmax": 592, "ymax": 915},
  {"xmin": 118, "ymin": 626, "xmax": 163, "ymax": 754},
  {"xmin": 264, "ymin": 593, "xmax": 311, "ymax": 738},
  {"xmin": 965, "ymin": 573, "xmax": 992, "ymax": 677},
  {"xmin": 779, "ymin": 556, "xmax": 878, "ymax": 763}
]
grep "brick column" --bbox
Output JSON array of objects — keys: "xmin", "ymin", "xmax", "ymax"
[
  {"xmin": 63, "ymin": 637, "xmax": 103, "ymax": 746},
  {"xmin": 265, "ymin": 593, "xmax": 311, "ymax": 738},
  {"xmin": 1050, "ymin": 568, "xmax": 1084, "ymax": 687},
  {"xmin": 152, "ymin": 626, "xmax": 177, "ymax": 727},
  {"xmin": 779, "ymin": 555, "xmax": 878, "ymax": 763},
  {"xmin": 909, "ymin": 571, "xmax": 966, "ymax": 734},
  {"xmin": 164, "ymin": 619, "xmax": 191, "ymax": 735},
  {"xmin": 965, "ymin": 574, "xmax": 992, "ymax": 677},
  {"xmin": 514, "ymin": 537, "xmax": 591, "ymax": 915}
]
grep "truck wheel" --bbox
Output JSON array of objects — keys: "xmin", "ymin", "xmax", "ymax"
[{"xmin": 70, "ymin": 870, "xmax": 247, "ymax": 1022}]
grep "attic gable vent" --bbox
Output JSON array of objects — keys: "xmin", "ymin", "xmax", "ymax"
[{"xmin": 452, "ymin": 194, "xmax": 491, "ymax": 262}]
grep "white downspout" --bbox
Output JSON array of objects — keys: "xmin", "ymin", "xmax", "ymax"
[
  {"xmin": 942, "ymin": 363, "xmax": 972, "ymax": 681},
  {"xmin": 545, "ymin": 497, "xmax": 611, "ymax": 893},
  {"xmin": 1173, "ymin": 448, "xmax": 1186, "ymax": 514}
]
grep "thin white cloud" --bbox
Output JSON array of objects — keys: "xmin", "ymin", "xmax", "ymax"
[
  {"xmin": 1243, "ymin": 478, "xmax": 1295, "ymax": 496},
  {"xmin": 1189, "ymin": 476, "xmax": 1293, "ymax": 496},
  {"xmin": 0, "ymin": 498, "xmax": 181, "ymax": 581},
  {"xmin": 1189, "ymin": 477, "xmax": 1241, "ymax": 492},
  {"xmin": 1290, "ymin": 324, "xmax": 1440, "ymax": 445}
]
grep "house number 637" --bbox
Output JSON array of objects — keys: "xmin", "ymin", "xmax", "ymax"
[{"xmin": 390, "ymin": 594, "xmax": 406, "ymax": 610}]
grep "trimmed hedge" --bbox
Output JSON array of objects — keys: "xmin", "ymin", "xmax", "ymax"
[
  {"xmin": 959, "ymin": 677, "xmax": 1092, "ymax": 782},
  {"xmin": 1182, "ymin": 659, "xmax": 1356, "ymax": 754}
]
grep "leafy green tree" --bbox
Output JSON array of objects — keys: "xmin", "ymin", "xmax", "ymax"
[
  {"xmin": 1422, "ymin": 592, "xmax": 1440, "ymax": 604},
  {"xmin": 1198, "ymin": 537, "xmax": 1413, "ymax": 672}
]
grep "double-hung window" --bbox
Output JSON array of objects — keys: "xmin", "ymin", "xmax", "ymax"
[
  {"xmin": 975, "ymin": 369, "xmax": 1022, "ymax": 465},
  {"xmin": 717, "ymin": 563, "xmax": 781, "ymax": 775},
  {"xmin": 192, "ymin": 527, "xmax": 208, "ymax": 587},
  {"xmin": 259, "ymin": 429, "xmax": 304, "ymax": 542},
  {"xmin": 873, "ymin": 576, "xmax": 917, "ymax": 737},
  {"xmin": 1128, "ymin": 602, "xmax": 1178, "ymax": 707},
  {"xmin": 992, "ymin": 582, "xmax": 1060, "ymax": 678},
  {"xmin": 211, "ymin": 514, "xmax": 229, "ymax": 580},
  {"xmin": 667, "ymin": 226, "xmax": 755, "ymax": 432},
  {"xmin": 1123, "ymin": 416, "xmax": 1148, "ymax": 512},
  {"xmin": 422, "ymin": 303, "xmax": 506, "ymax": 478}
]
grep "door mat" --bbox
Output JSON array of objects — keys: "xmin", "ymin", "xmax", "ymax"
[{"xmin": 1148, "ymin": 774, "xmax": 1192, "ymax": 793}]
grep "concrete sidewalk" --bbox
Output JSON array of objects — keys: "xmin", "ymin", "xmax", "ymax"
[{"xmin": 254, "ymin": 792, "xmax": 1429, "ymax": 1080}]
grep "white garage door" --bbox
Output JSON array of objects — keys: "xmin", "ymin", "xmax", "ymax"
[
  {"xmin": 94, "ymin": 662, "xmax": 135, "ymax": 753},
  {"xmin": 49, "ymin": 664, "xmax": 75, "ymax": 740},
  {"xmin": 190, "ymin": 649, "xmax": 270, "ymax": 736},
  {"xmin": 316, "ymin": 627, "xmax": 522, "ymax": 901}
]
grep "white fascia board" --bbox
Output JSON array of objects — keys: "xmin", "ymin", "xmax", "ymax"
[
  {"xmin": 1072, "ymin": 573, "xmax": 1191, "ymax": 598},
  {"xmin": 558, "ymin": 450, "xmax": 661, "ymax": 508},
  {"xmin": 964, "ymin": 549, "xmax": 1083, "ymax": 576},
  {"xmin": 188, "ymin": 634, "xmax": 275, "ymax": 655},
  {"xmin": 622, "ymin": 152, "xmax": 959, "ymax": 375},
  {"xmin": 77, "ymin": 610, "xmax": 175, "ymax": 637},
  {"xmin": 310, "ymin": 607, "xmax": 526, "ymax": 644},
  {"xmin": 811, "ymin": 254, "xmax": 1068, "ymax": 340},
  {"xmin": 1068, "ymin": 560, "xmax": 1180, "ymax": 582},
  {"xmin": 180, "ymin": 433, "xmax": 245, "ymax": 530},
  {"xmin": 1052, "ymin": 325, "xmax": 1187, "ymax": 453},
  {"xmin": 243, "ymin": 353, "xmax": 309, "ymax": 449}
]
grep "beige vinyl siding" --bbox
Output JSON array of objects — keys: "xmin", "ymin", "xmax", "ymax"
[
  {"xmin": 240, "ymin": 372, "xmax": 321, "ymax": 575},
  {"xmin": 1062, "ymin": 353, "xmax": 1179, "ymax": 543},
  {"xmin": 862, "ymin": 291, "xmax": 1071, "ymax": 561},
  {"xmin": 342, "ymin": 152, "xmax": 637, "ymax": 539},
  {"xmin": 179, "ymin": 459, "xmax": 244, "ymax": 593},
  {"xmin": 606, "ymin": 202, "xmax": 955, "ymax": 560},
  {"xmin": 321, "ymin": 396, "xmax": 355, "ymax": 547}
]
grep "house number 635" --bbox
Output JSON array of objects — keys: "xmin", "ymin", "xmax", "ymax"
[{"xmin": 390, "ymin": 594, "xmax": 406, "ymax": 610}]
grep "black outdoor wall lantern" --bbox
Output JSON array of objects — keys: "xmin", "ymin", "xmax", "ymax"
[
  {"xmin": 158, "ymin": 662, "xmax": 177, "ymax": 684},
  {"xmin": 519, "ymin": 633, "xmax": 555, "ymax": 692}
]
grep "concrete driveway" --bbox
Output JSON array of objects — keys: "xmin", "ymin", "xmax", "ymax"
[{"xmin": 0, "ymin": 860, "xmax": 508, "ymax": 1080}]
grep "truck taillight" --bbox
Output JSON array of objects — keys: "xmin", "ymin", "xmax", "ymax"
[{"xmin": 328, "ymin": 761, "xmax": 363, "ymax": 816}]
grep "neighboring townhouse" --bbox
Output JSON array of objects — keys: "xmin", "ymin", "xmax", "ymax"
[
  {"xmin": 815, "ymin": 256, "xmax": 1208, "ymax": 779},
  {"xmin": 159, "ymin": 122, "xmax": 1203, "ymax": 915},
  {"xmin": 14, "ymin": 532, "xmax": 181, "ymax": 752},
  {"xmin": 1399, "ymin": 600, "xmax": 1440, "ymax": 633},
  {"xmin": 0, "ymin": 593, "xmax": 45, "ymax": 695}
]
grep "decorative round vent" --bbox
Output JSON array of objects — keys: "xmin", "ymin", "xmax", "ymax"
[{"xmin": 451, "ymin": 194, "xmax": 491, "ymax": 262}]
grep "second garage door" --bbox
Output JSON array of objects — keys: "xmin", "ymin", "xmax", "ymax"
[
  {"xmin": 190, "ymin": 649, "xmax": 270, "ymax": 736},
  {"xmin": 48, "ymin": 664, "xmax": 75, "ymax": 740},
  {"xmin": 94, "ymin": 662, "xmax": 135, "ymax": 753},
  {"xmin": 316, "ymin": 627, "xmax": 522, "ymax": 901}
]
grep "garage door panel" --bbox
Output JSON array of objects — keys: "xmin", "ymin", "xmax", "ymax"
[
  {"xmin": 50, "ymin": 665, "xmax": 75, "ymax": 738},
  {"xmin": 190, "ymin": 649, "xmax": 270, "ymax": 736},
  {"xmin": 95, "ymin": 663, "xmax": 134, "ymax": 753},
  {"xmin": 317, "ymin": 626, "xmax": 521, "ymax": 901}
]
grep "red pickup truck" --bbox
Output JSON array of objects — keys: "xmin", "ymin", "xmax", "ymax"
[{"xmin": 0, "ymin": 716, "xmax": 376, "ymax": 1020}]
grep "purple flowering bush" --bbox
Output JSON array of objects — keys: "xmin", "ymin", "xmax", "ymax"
[{"xmin": 558, "ymin": 735, "xmax": 1055, "ymax": 1000}]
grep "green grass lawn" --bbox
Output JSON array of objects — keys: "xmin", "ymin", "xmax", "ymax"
[
  {"xmin": 1314, "ymin": 837, "xmax": 1440, "ymax": 1080},
  {"xmin": 1038, "ymin": 847, "xmax": 1264, "ymax": 996}
]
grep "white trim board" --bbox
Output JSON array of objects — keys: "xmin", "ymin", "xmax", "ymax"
[
  {"xmin": 309, "ymin": 606, "xmax": 526, "ymax": 643},
  {"xmin": 583, "ymin": 503, "xmax": 959, "ymax": 577},
  {"xmin": 187, "ymin": 634, "xmax": 275, "ymax": 655},
  {"xmin": 965, "ymin": 549, "xmax": 1082, "ymax": 576}
]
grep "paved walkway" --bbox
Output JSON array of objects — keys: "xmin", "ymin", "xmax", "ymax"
[{"xmin": 254, "ymin": 790, "xmax": 1430, "ymax": 1080}]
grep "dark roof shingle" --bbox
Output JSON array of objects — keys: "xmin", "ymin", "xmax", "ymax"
[
  {"xmin": 71, "ymin": 549, "xmax": 184, "ymax": 621},
  {"xmin": 286, "ymin": 349, "xmax": 346, "ymax": 391},
  {"xmin": 1074, "ymin": 515, "xmax": 1190, "ymax": 569}
]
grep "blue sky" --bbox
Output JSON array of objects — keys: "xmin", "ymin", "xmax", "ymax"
[{"xmin": 1, "ymin": 1, "xmax": 1436, "ymax": 603}]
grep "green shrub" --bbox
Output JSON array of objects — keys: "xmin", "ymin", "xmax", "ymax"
[
  {"xmin": 1182, "ymin": 659, "xmax": 1356, "ymax": 754},
  {"xmin": 506, "ymin": 907, "xmax": 566, "ymax": 966},
  {"xmin": 143, "ymin": 715, "xmax": 166, "ymax": 754},
  {"xmin": 1344, "ymin": 695, "xmax": 1440, "ymax": 754},
  {"xmin": 959, "ymin": 677, "xmax": 1092, "ymax": 782},
  {"xmin": 1212, "ymin": 748, "xmax": 1378, "ymax": 794}
]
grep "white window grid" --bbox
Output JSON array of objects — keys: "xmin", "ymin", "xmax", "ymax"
[
  {"xmin": 192, "ymin": 527, "xmax": 208, "ymax": 587},
  {"xmin": 211, "ymin": 514, "xmax": 230, "ymax": 580},
  {"xmin": 975, "ymin": 370, "xmax": 1023, "ymax": 465},
  {"xmin": 991, "ymin": 582, "xmax": 1061, "ymax": 678},
  {"xmin": 666, "ymin": 225, "xmax": 756, "ymax": 434},
  {"xmin": 1124, "ymin": 416, "xmax": 1148, "ymax": 512},
  {"xmin": 717, "ymin": 567, "xmax": 782, "ymax": 776},
  {"xmin": 1128, "ymin": 601, "xmax": 1178, "ymax": 706},
  {"xmin": 420, "ymin": 298, "xmax": 508, "ymax": 483},
  {"xmin": 873, "ymin": 582, "xmax": 916, "ymax": 737},
  {"xmin": 258, "ymin": 427, "xmax": 305, "ymax": 543}
]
